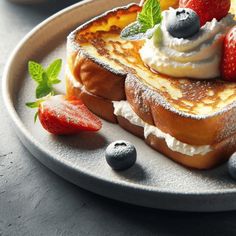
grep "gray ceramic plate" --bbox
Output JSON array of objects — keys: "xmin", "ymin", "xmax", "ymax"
[{"xmin": 3, "ymin": 0, "xmax": 236, "ymax": 212}]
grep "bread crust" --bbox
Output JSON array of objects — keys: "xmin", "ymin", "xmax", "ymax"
[
  {"xmin": 66, "ymin": 70, "xmax": 236, "ymax": 169},
  {"xmin": 65, "ymin": 3, "xmax": 236, "ymax": 169},
  {"xmin": 67, "ymin": 3, "xmax": 236, "ymax": 146},
  {"xmin": 68, "ymin": 50, "xmax": 236, "ymax": 146},
  {"xmin": 117, "ymin": 116, "xmax": 234, "ymax": 169},
  {"xmin": 66, "ymin": 74, "xmax": 117, "ymax": 123},
  {"xmin": 68, "ymin": 54, "xmax": 126, "ymax": 101},
  {"xmin": 125, "ymin": 74, "xmax": 236, "ymax": 145}
]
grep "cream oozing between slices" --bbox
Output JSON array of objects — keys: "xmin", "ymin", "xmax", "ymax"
[
  {"xmin": 66, "ymin": 66, "xmax": 212, "ymax": 156},
  {"xmin": 113, "ymin": 101, "xmax": 212, "ymax": 156},
  {"xmin": 140, "ymin": 10, "xmax": 236, "ymax": 79}
]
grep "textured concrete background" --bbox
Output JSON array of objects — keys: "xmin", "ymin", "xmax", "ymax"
[{"xmin": 1, "ymin": 0, "xmax": 236, "ymax": 235}]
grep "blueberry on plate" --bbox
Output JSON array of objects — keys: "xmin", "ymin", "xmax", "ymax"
[
  {"xmin": 166, "ymin": 8, "xmax": 200, "ymax": 39},
  {"xmin": 228, "ymin": 153, "xmax": 236, "ymax": 179},
  {"xmin": 105, "ymin": 140, "xmax": 137, "ymax": 170}
]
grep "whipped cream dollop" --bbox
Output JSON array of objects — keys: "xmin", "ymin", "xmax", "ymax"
[
  {"xmin": 140, "ymin": 10, "xmax": 236, "ymax": 79},
  {"xmin": 113, "ymin": 101, "xmax": 212, "ymax": 156}
]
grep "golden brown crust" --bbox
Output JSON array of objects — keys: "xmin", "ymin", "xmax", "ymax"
[
  {"xmin": 67, "ymin": 3, "xmax": 236, "ymax": 146},
  {"xmin": 70, "ymin": 3, "xmax": 236, "ymax": 121},
  {"xmin": 66, "ymin": 72, "xmax": 236, "ymax": 169},
  {"xmin": 66, "ymin": 75, "xmax": 117, "ymax": 123},
  {"xmin": 65, "ymin": 3, "xmax": 236, "ymax": 169},
  {"xmin": 125, "ymin": 75, "xmax": 236, "ymax": 145},
  {"xmin": 73, "ymin": 56, "xmax": 126, "ymax": 101},
  {"xmin": 68, "ymin": 49, "xmax": 236, "ymax": 145},
  {"xmin": 117, "ymin": 116, "xmax": 144, "ymax": 139},
  {"xmin": 67, "ymin": 53, "xmax": 126, "ymax": 101}
]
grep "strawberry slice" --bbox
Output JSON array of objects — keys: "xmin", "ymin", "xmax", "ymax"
[
  {"xmin": 38, "ymin": 95, "xmax": 102, "ymax": 135},
  {"xmin": 221, "ymin": 26, "xmax": 236, "ymax": 82},
  {"xmin": 26, "ymin": 59, "xmax": 102, "ymax": 135},
  {"xmin": 179, "ymin": 0, "xmax": 231, "ymax": 26}
]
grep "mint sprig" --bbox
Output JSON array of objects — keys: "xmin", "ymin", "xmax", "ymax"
[
  {"xmin": 26, "ymin": 98, "xmax": 44, "ymax": 122},
  {"xmin": 26, "ymin": 59, "xmax": 62, "ymax": 122},
  {"xmin": 28, "ymin": 61, "xmax": 44, "ymax": 83},
  {"xmin": 120, "ymin": 21, "xmax": 146, "ymax": 40},
  {"xmin": 36, "ymin": 72, "xmax": 54, "ymax": 99},
  {"xmin": 138, "ymin": 0, "xmax": 162, "ymax": 30},
  {"xmin": 28, "ymin": 59, "xmax": 62, "ymax": 98},
  {"xmin": 121, "ymin": 0, "xmax": 162, "ymax": 40},
  {"xmin": 26, "ymin": 99, "xmax": 43, "ymax": 108},
  {"xmin": 46, "ymin": 59, "xmax": 62, "ymax": 81}
]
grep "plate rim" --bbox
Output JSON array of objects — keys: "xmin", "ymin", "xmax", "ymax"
[{"xmin": 2, "ymin": 0, "xmax": 236, "ymax": 212}]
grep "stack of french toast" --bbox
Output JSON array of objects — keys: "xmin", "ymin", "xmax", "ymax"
[{"xmin": 66, "ymin": 0, "xmax": 236, "ymax": 169}]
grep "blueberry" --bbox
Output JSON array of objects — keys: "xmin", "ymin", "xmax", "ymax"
[
  {"xmin": 105, "ymin": 140, "xmax": 137, "ymax": 170},
  {"xmin": 166, "ymin": 8, "xmax": 200, "ymax": 39},
  {"xmin": 228, "ymin": 153, "xmax": 236, "ymax": 179}
]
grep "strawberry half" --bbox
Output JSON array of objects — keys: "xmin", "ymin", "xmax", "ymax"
[
  {"xmin": 221, "ymin": 26, "xmax": 236, "ymax": 82},
  {"xmin": 26, "ymin": 59, "xmax": 102, "ymax": 135},
  {"xmin": 179, "ymin": 0, "xmax": 231, "ymax": 26},
  {"xmin": 38, "ymin": 95, "xmax": 102, "ymax": 135}
]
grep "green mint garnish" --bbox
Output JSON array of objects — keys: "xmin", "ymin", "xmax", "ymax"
[
  {"xmin": 26, "ymin": 99, "xmax": 44, "ymax": 122},
  {"xmin": 25, "ymin": 100, "xmax": 43, "ymax": 108},
  {"xmin": 34, "ymin": 111, "xmax": 39, "ymax": 123},
  {"xmin": 121, "ymin": 0, "xmax": 162, "ymax": 40},
  {"xmin": 26, "ymin": 59, "xmax": 62, "ymax": 122},
  {"xmin": 26, "ymin": 99, "xmax": 42, "ymax": 123},
  {"xmin": 28, "ymin": 59, "xmax": 62, "ymax": 99},
  {"xmin": 46, "ymin": 58, "xmax": 62, "ymax": 82},
  {"xmin": 36, "ymin": 72, "xmax": 54, "ymax": 99},
  {"xmin": 138, "ymin": 0, "xmax": 162, "ymax": 30},
  {"xmin": 153, "ymin": 24, "xmax": 162, "ymax": 45},
  {"xmin": 120, "ymin": 21, "xmax": 146, "ymax": 40},
  {"xmin": 28, "ymin": 61, "xmax": 44, "ymax": 83}
]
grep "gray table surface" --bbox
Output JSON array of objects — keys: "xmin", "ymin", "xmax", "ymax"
[{"xmin": 1, "ymin": 1, "xmax": 236, "ymax": 235}]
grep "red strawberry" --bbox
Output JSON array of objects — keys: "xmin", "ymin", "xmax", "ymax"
[
  {"xmin": 221, "ymin": 26, "xmax": 236, "ymax": 82},
  {"xmin": 26, "ymin": 59, "xmax": 102, "ymax": 135},
  {"xmin": 179, "ymin": 0, "xmax": 231, "ymax": 26},
  {"xmin": 38, "ymin": 95, "xmax": 102, "ymax": 135}
]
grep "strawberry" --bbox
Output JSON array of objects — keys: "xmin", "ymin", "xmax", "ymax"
[
  {"xmin": 26, "ymin": 59, "xmax": 102, "ymax": 135},
  {"xmin": 221, "ymin": 26, "xmax": 236, "ymax": 82},
  {"xmin": 37, "ymin": 95, "xmax": 102, "ymax": 135},
  {"xmin": 179, "ymin": 0, "xmax": 231, "ymax": 26}
]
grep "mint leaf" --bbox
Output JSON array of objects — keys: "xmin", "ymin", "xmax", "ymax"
[
  {"xmin": 138, "ymin": 0, "xmax": 162, "ymax": 30},
  {"xmin": 49, "ymin": 78, "xmax": 61, "ymax": 85},
  {"xmin": 25, "ymin": 100, "xmax": 41, "ymax": 123},
  {"xmin": 36, "ymin": 73, "xmax": 53, "ymax": 99},
  {"xmin": 26, "ymin": 98, "xmax": 44, "ymax": 109},
  {"xmin": 121, "ymin": 22, "xmax": 146, "ymax": 40},
  {"xmin": 36, "ymin": 83, "xmax": 53, "ymax": 99},
  {"xmin": 153, "ymin": 24, "xmax": 162, "ymax": 45},
  {"xmin": 26, "ymin": 58, "xmax": 63, "ymax": 123},
  {"xmin": 120, "ymin": 0, "xmax": 162, "ymax": 40},
  {"xmin": 46, "ymin": 59, "xmax": 62, "ymax": 81},
  {"xmin": 26, "ymin": 101, "xmax": 40, "ymax": 108},
  {"xmin": 28, "ymin": 61, "xmax": 44, "ymax": 83},
  {"xmin": 34, "ymin": 111, "xmax": 39, "ymax": 123}
]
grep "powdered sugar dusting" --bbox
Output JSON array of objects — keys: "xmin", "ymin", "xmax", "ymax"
[
  {"xmin": 126, "ymin": 74, "xmax": 236, "ymax": 121},
  {"xmin": 218, "ymin": 107, "xmax": 236, "ymax": 141},
  {"xmin": 67, "ymin": 3, "xmax": 236, "ymax": 127}
]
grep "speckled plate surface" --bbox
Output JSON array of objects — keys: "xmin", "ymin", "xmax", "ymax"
[{"xmin": 3, "ymin": 0, "xmax": 236, "ymax": 212}]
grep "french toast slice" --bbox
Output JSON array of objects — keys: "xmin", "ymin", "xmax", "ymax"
[{"xmin": 66, "ymin": 3, "xmax": 236, "ymax": 169}]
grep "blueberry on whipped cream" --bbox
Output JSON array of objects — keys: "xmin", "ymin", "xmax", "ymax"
[
  {"xmin": 140, "ymin": 8, "xmax": 236, "ymax": 79},
  {"xmin": 166, "ymin": 8, "xmax": 200, "ymax": 39}
]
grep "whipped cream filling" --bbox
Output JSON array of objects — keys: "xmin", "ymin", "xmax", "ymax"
[
  {"xmin": 140, "ymin": 10, "xmax": 236, "ymax": 79},
  {"xmin": 113, "ymin": 101, "xmax": 212, "ymax": 156}
]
